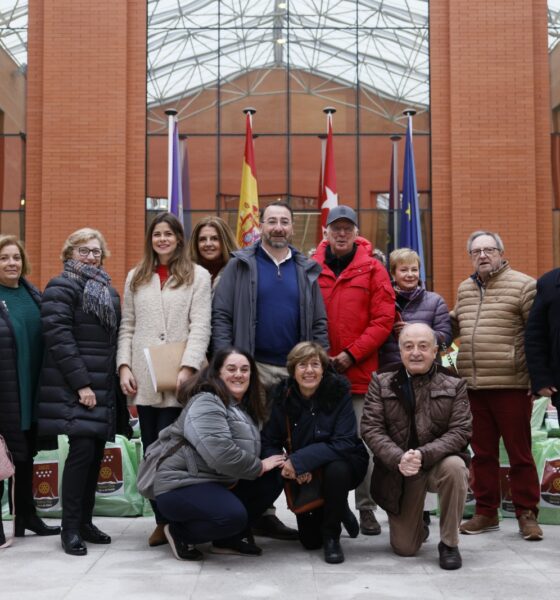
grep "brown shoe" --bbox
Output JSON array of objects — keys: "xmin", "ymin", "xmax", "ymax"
[
  {"xmin": 148, "ymin": 524, "xmax": 168, "ymax": 547},
  {"xmin": 518, "ymin": 510, "xmax": 543, "ymax": 541},
  {"xmin": 459, "ymin": 513, "xmax": 499, "ymax": 535},
  {"xmin": 359, "ymin": 510, "xmax": 381, "ymax": 536}
]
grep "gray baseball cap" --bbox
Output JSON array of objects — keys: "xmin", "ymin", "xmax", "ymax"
[{"xmin": 326, "ymin": 205, "xmax": 358, "ymax": 226}]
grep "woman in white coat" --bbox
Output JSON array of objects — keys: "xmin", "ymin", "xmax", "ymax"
[{"xmin": 117, "ymin": 212, "xmax": 211, "ymax": 547}]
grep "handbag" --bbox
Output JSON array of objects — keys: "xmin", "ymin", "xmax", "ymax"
[
  {"xmin": 283, "ymin": 416, "xmax": 324, "ymax": 514},
  {"xmin": 143, "ymin": 341, "xmax": 187, "ymax": 392},
  {"xmin": 0, "ymin": 435, "xmax": 15, "ymax": 481}
]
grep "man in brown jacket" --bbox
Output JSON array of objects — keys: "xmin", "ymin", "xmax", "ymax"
[
  {"xmin": 452, "ymin": 230, "xmax": 542, "ymax": 541},
  {"xmin": 361, "ymin": 323, "xmax": 471, "ymax": 570}
]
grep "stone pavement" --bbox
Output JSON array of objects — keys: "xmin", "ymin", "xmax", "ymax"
[{"xmin": 1, "ymin": 502, "xmax": 559, "ymax": 600}]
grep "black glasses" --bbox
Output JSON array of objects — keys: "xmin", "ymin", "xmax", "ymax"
[
  {"xmin": 469, "ymin": 247, "xmax": 499, "ymax": 257},
  {"xmin": 77, "ymin": 247, "xmax": 102, "ymax": 258}
]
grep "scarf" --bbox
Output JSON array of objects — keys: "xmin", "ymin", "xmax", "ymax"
[{"xmin": 62, "ymin": 259, "xmax": 117, "ymax": 332}]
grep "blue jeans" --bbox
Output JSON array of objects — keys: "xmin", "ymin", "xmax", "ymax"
[{"xmin": 156, "ymin": 470, "xmax": 283, "ymax": 545}]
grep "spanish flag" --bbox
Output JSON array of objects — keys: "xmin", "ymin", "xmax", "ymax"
[{"xmin": 236, "ymin": 112, "xmax": 260, "ymax": 247}]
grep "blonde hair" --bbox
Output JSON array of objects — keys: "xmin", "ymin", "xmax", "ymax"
[
  {"xmin": 130, "ymin": 212, "xmax": 194, "ymax": 291},
  {"xmin": 188, "ymin": 216, "xmax": 238, "ymax": 265},
  {"xmin": 389, "ymin": 248, "xmax": 421, "ymax": 276},
  {"xmin": 0, "ymin": 235, "xmax": 31, "ymax": 277},
  {"xmin": 286, "ymin": 342, "xmax": 329, "ymax": 377},
  {"xmin": 61, "ymin": 228, "xmax": 110, "ymax": 265}
]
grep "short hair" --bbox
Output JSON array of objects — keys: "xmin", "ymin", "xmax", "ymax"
[
  {"xmin": 389, "ymin": 248, "xmax": 421, "ymax": 275},
  {"xmin": 0, "ymin": 235, "xmax": 31, "ymax": 277},
  {"xmin": 178, "ymin": 347, "xmax": 267, "ymax": 423},
  {"xmin": 286, "ymin": 342, "xmax": 329, "ymax": 377},
  {"xmin": 260, "ymin": 201, "xmax": 294, "ymax": 221},
  {"xmin": 61, "ymin": 228, "xmax": 110, "ymax": 264},
  {"xmin": 398, "ymin": 323, "xmax": 438, "ymax": 348},
  {"xmin": 467, "ymin": 231, "xmax": 504, "ymax": 254},
  {"xmin": 188, "ymin": 215, "xmax": 238, "ymax": 265}
]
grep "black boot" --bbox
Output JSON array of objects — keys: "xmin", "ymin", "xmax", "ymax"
[
  {"xmin": 15, "ymin": 514, "xmax": 61, "ymax": 537},
  {"xmin": 80, "ymin": 523, "xmax": 111, "ymax": 544},
  {"xmin": 61, "ymin": 529, "xmax": 87, "ymax": 556},
  {"xmin": 323, "ymin": 537, "xmax": 344, "ymax": 564}
]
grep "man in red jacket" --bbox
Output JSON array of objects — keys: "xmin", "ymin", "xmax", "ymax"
[{"xmin": 313, "ymin": 205, "xmax": 395, "ymax": 535}]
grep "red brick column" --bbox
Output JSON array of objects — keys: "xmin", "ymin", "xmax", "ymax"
[
  {"xmin": 26, "ymin": 0, "xmax": 146, "ymax": 291},
  {"xmin": 430, "ymin": 0, "xmax": 553, "ymax": 304}
]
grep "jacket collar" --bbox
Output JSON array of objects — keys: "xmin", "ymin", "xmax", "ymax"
[{"xmin": 470, "ymin": 260, "xmax": 509, "ymax": 287}]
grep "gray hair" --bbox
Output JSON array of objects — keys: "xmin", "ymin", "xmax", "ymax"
[
  {"xmin": 466, "ymin": 231, "xmax": 504, "ymax": 254},
  {"xmin": 398, "ymin": 323, "xmax": 438, "ymax": 347}
]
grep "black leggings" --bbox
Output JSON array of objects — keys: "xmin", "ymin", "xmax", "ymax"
[
  {"xmin": 136, "ymin": 405, "xmax": 182, "ymax": 524},
  {"xmin": 296, "ymin": 460, "xmax": 363, "ymax": 549}
]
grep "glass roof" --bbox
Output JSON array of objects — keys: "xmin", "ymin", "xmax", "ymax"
[
  {"xmin": 550, "ymin": 0, "xmax": 560, "ymax": 50},
  {"xmin": 147, "ymin": 0, "xmax": 430, "ymax": 123},
  {"xmin": 0, "ymin": 0, "xmax": 27, "ymax": 68}
]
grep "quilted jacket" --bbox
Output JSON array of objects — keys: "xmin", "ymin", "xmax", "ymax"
[
  {"xmin": 451, "ymin": 261, "xmax": 536, "ymax": 389},
  {"xmin": 154, "ymin": 391, "xmax": 263, "ymax": 496}
]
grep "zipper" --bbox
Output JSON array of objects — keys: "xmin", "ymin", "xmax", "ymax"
[{"xmin": 470, "ymin": 285, "xmax": 485, "ymax": 388}]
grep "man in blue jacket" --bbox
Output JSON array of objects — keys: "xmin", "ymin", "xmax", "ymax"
[{"xmin": 212, "ymin": 200, "xmax": 329, "ymax": 539}]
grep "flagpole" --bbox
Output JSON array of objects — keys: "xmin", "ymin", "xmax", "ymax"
[
  {"xmin": 165, "ymin": 108, "xmax": 177, "ymax": 210},
  {"xmin": 320, "ymin": 106, "xmax": 338, "ymax": 233},
  {"xmin": 389, "ymin": 134, "xmax": 401, "ymax": 252}
]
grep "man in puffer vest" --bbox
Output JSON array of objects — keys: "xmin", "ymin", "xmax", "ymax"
[{"xmin": 452, "ymin": 230, "xmax": 542, "ymax": 541}]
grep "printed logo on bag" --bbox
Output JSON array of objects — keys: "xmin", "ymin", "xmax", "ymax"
[
  {"xmin": 96, "ymin": 447, "xmax": 124, "ymax": 495},
  {"xmin": 500, "ymin": 465, "xmax": 515, "ymax": 514},
  {"xmin": 541, "ymin": 457, "xmax": 560, "ymax": 507},
  {"xmin": 33, "ymin": 461, "xmax": 60, "ymax": 510}
]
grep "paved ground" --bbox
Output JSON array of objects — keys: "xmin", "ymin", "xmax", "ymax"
[{"xmin": 2, "ymin": 501, "xmax": 559, "ymax": 600}]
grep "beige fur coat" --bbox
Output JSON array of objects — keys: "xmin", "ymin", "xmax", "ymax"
[{"xmin": 117, "ymin": 265, "xmax": 211, "ymax": 407}]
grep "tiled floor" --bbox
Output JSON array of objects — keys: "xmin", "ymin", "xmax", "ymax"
[{"xmin": 1, "ymin": 504, "xmax": 559, "ymax": 600}]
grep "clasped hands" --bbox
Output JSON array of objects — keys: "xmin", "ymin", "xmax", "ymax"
[
  {"xmin": 260, "ymin": 455, "xmax": 312, "ymax": 484},
  {"xmin": 398, "ymin": 449, "xmax": 422, "ymax": 477}
]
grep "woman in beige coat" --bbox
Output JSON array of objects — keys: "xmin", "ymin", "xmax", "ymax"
[{"xmin": 117, "ymin": 213, "xmax": 211, "ymax": 546}]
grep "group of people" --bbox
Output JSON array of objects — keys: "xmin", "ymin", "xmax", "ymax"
[{"xmin": 0, "ymin": 201, "xmax": 556, "ymax": 570}]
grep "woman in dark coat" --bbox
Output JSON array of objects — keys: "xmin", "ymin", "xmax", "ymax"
[
  {"xmin": 261, "ymin": 342, "xmax": 368, "ymax": 564},
  {"xmin": 0, "ymin": 235, "xmax": 60, "ymax": 547},
  {"xmin": 38, "ymin": 228, "xmax": 121, "ymax": 556}
]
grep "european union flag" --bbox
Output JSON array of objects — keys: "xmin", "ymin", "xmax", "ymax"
[{"xmin": 399, "ymin": 114, "xmax": 426, "ymax": 284}]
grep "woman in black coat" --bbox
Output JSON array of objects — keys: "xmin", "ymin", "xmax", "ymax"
[
  {"xmin": 38, "ymin": 228, "xmax": 121, "ymax": 556},
  {"xmin": 0, "ymin": 235, "xmax": 60, "ymax": 547},
  {"xmin": 261, "ymin": 342, "xmax": 368, "ymax": 565},
  {"xmin": 525, "ymin": 267, "xmax": 560, "ymax": 422}
]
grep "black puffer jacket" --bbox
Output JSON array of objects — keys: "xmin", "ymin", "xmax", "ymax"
[
  {"xmin": 261, "ymin": 371, "xmax": 368, "ymax": 477},
  {"xmin": 38, "ymin": 274, "xmax": 121, "ymax": 441},
  {"xmin": 0, "ymin": 278, "xmax": 41, "ymax": 462}
]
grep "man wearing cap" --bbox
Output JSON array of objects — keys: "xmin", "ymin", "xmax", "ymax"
[{"xmin": 313, "ymin": 205, "xmax": 395, "ymax": 535}]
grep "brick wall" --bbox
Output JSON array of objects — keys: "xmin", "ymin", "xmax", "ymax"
[
  {"xmin": 26, "ymin": 0, "xmax": 146, "ymax": 292},
  {"xmin": 431, "ymin": 0, "xmax": 553, "ymax": 304}
]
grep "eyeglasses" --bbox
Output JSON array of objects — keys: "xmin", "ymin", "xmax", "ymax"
[
  {"xmin": 469, "ymin": 247, "xmax": 499, "ymax": 257},
  {"xmin": 77, "ymin": 247, "xmax": 102, "ymax": 258}
]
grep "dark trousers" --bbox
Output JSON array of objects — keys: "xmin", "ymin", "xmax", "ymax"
[
  {"xmin": 470, "ymin": 389, "xmax": 541, "ymax": 518},
  {"xmin": 61, "ymin": 436, "xmax": 106, "ymax": 530},
  {"xmin": 296, "ymin": 460, "xmax": 362, "ymax": 549},
  {"xmin": 137, "ymin": 405, "xmax": 182, "ymax": 524},
  {"xmin": 156, "ymin": 470, "xmax": 284, "ymax": 545},
  {"xmin": 1, "ymin": 430, "xmax": 37, "ymax": 518}
]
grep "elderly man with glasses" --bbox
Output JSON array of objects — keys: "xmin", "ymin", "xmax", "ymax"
[{"xmin": 451, "ymin": 231, "xmax": 542, "ymax": 541}]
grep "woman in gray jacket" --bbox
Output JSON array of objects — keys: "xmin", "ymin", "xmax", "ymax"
[{"xmin": 154, "ymin": 348, "xmax": 285, "ymax": 561}]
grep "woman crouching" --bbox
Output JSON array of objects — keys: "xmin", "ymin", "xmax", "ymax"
[
  {"xmin": 154, "ymin": 348, "xmax": 285, "ymax": 560},
  {"xmin": 261, "ymin": 342, "xmax": 368, "ymax": 564}
]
